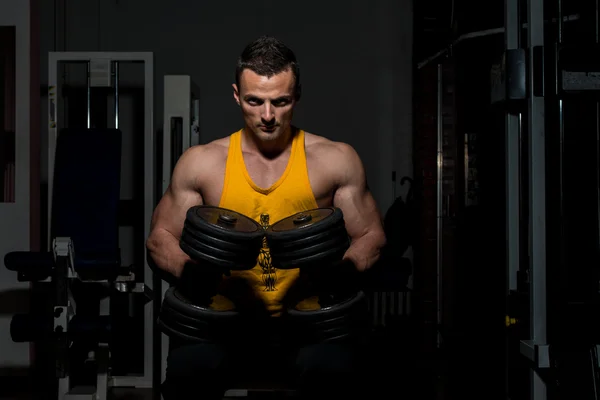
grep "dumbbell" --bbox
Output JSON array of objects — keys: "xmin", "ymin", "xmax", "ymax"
[
  {"xmin": 157, "ymin": 205, "xmax": 264, "ymax": 342},
  {"xmin": 265, "ymin": 208, "xmax": 368, "ymax": 344},
  {"xmin": 178, "ymin": 205, "xmax": 264, "ymax": 300}
]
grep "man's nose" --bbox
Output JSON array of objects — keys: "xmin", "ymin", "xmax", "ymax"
[{"xmin": 261, "ymin": 103, "xmax": 275, "ymax": 122}]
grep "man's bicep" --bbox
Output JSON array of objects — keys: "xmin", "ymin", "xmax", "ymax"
[
  {"xmin": 151, "ymin": 186, "xmax": 202, "ymax": 237},
  {"xmin": 332, "ymin": 145, "xmax": 383, "ymax": 240},
  {"xmin": 150, "ymin": 151, "xmax": 204, "ymax": 238},
  {"xmin": 334, "ymin": 182, "xmax": 382, "ymax": 240}
]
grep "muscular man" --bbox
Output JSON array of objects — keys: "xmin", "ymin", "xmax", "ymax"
[{"xmin": 147, "ymin": 35, "xmax": 386, "ymax": 399}]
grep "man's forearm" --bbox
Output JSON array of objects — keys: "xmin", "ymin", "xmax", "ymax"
[
  {"xmin": 146, "ymin": 228, "xmax": 192, "ymax": 278},
  {"xmin": 344, "ymin": 230, "xmax": 387, "ymax": 271}
]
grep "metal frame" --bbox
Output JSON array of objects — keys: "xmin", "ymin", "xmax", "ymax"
[
  {"xmin": 0, "ymin": 0, "xmax": 32, "ymax": 369},
  {"xmin": 521, "ymin": 0, "xmax": 549, "ymax": 399},
  {"xmin": 47, "ymin": 52, "xmax": 155, "ymax": 389},
  {"xmin": 504, "ymin": 0, "xmax": 520, "ymax": 298},
  {"xmin": 159, "ymin": 74, "xmax": 200, "ymax": 386},
  {"xmin": 161, "ymin": 75, "xmax": 200, "ymax": 195},
  {"xmin": 504, "ymin": 0, "xmax": 521, "ymax": 397},
  {"xmin": 436, "ymin": 63, "xmax": 443, "ymax": 349}
]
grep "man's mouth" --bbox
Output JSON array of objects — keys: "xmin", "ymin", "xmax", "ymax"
[{"xmin": 259, "ymin": 125, "xmax": 276, "ymax": 132}]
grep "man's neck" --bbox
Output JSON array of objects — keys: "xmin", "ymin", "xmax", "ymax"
[{"xmin": 242, "ymin": 126, "xmax": 295, "ymax": 159}]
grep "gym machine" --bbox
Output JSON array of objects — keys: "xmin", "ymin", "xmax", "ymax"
[
  {"xmin": 156, "ymin": 74, "xmax": 200, "ymax": 387},
  {"xmin": 161, "ymin": 75, "xmax": 200, "ymax": 193},
  {"xmin": 496, "ymin": 0, "xmax": 600, "ymax": 398},
  {"xmin": 4, "ymin": 52, "xmax": 156, "ymax": 399}
]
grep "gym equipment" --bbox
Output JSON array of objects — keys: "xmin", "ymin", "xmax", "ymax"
[
  {"xmin": 265, "ymin": 208, "xmax": 350, "ymax": 270},
  {"xmin": 157, "ymin": 75, "xmax": 202, "ymax": 386},
  {"xmin": 4, "ymin": 128, "xmax": 145, "ymax": 399},
  {"xmin": 180, "ymin": 205, "xmax": 264, "ymax": 271},
  {"xmin": 161, "ymin": 75, "xmax": 200, "ymax": 193},
  {"xmin": 286, "ymin": 288, "xmax": 368, "ymax": 344},
  {"xmin": 492, "ymin": 0, "xmax": 600, "ymax": 398},
  {"xmin": 3, "ymin": 52, "xmax": 156, "ymax": 400},
  {"xmin": 157, "ymin": 205, "xmax": 264, "ymax": 342},
  {"xmin": 265, "ymin": 208, "xmax": 368, "ymax": 344},
  {"xmin": 157, "ymin": 286, "xmax": 240, "ymax": 343}
]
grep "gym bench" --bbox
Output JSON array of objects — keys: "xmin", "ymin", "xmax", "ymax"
[{"xmin": 4, "ymin": 128, "xmax": 149, "ymax": 400}]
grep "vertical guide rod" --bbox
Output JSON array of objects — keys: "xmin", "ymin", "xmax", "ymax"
[
  {"xmin": 527, "ymin": 0, "xmax": 548, "ymax": 399},
  {"xmin": 436, "ymin": 63, "xmax": 444, "ymax": 349},
  {"xmin": 86, "ymin": 61, "xmax": 91, "ymax": 129},
  {"xmin": 114, "ymin": 61, "xmax": 119, "ymax": 130},
  {"xmin": 505, "ymin": 0, "xmax": 520, "ymax": 396},
  {"xmin": 505, "ymin": 0, "xmax": 520, "ymax": 295},
  {"xmin": 595, "ymin": 0, "xmax": 600, "ymax": 280}
]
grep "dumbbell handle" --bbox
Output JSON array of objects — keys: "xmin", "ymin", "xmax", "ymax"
[{"xmin": 177, "ymin": 265, "xmax": 225, "ymax": 306}]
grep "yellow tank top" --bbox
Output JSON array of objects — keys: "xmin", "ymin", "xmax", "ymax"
[{"xmin": 215, "ymin": 128, "xmax": 319, "ymax": 316}]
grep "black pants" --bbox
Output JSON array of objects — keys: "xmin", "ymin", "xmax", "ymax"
[{"xmin": 161, "ymin": 337, "xmax": 367, "ymax": 399}]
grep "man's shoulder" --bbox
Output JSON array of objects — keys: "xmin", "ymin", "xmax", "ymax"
[
  {"xmin": 177, "ymin": 137, "xmax": 229, "ymax": 171},
  {"xmin": 304, "ymin": 131, "xmax": 358, "ymax": 161}
]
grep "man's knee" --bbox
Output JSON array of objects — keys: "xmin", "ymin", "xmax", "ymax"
[
  {"xmin": 295, "ymin": 342, "xmax": 360, "ymax": 378},
  {"xmin": 166, "ymin": 342, "xmax": 229, "ymax": 378},
  {"xmin": 294, "ymin": 342, "xmax": 365, "ymax": 397},
  {"xmin": 162, "ymin": 342, "xmax": 230, "ymax": 400}
]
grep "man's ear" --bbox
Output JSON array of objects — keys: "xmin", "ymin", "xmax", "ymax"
[
  {"xmin": 295, "ymin": 83, "xmax": 302, "ymax": 101},
  {"xmin": 232, "ymin": 84, "xmax": 241, "ymax": 106}
]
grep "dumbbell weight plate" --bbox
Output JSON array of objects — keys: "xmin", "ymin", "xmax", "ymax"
[
  {"xmin": 163, "ymin": 287, "xmax": 239, "ymax": 320},
  {"xmin": 266, "ymin": 208, "xmax": 349, "ymax": 270},
  {"xmin": 185, "ymin": 206, "xmax": 264, "ymax": 244},
  {"xmin": 266, "ymin": 208, "xmax": 344, "ymax": 244},
  {"xmin": 158, "ymin": 287, "xmax": 240, "ymax": 343},
  {"xmin": 181, "ymin": 206, "xmax": 264, "ymax": 271},
  {"xmin": 285, "ymin": 291, "xmax": 369, "ymax": 344},
  {"xmin": 270, "ymin": 234, "xmax": 350, "ymax": 263},
  {"xmin": 180, "ymin": 229, "xmax": 260, "ymax": 270},
  {"xmin": 267, "ymin": 224, "xmax": 348, "ymax": 253},
  {"xmin": 271, "ymin": 242, "xmax": 349, "ymax": 270}
]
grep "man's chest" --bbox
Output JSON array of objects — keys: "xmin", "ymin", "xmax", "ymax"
[{"xmin": 200, "ymin": 152, "xmax": 336, "ymax": 208}]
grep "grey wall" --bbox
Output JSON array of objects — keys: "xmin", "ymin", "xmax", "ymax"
[{"xmin": 39, "ymin": 0, "xmax": 413, "ymax": 216}]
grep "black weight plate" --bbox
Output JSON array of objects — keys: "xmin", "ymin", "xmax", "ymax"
[
  {"xmin": 267, "ymin": 224, "xmax": 348, "ymax": 252},
  {"xmin": 266, "ymin": 208, "xmax": 344, "ymax": 243},
  {"xmin": 273, "ymin": 243, "xmax": 349, "ymax": 270},
  {"xmin": 287, "ymin": 291, "xmax": 367, "ymax": 321},
  {"xmin": 286, "ymin": 319, "xmax": 368, "ymax": 345},
  {"xmin": 157, "ymin": 316, "xmax": 211, "ymax": 343},
  {"xmin": 180, "ymin": 241, "xmax": 257, "ymax": 271},
  {"xmin": 163, "ymin": 287, "xmax": 239, "ymax": 320},
  {"xmin": 158, "ymin": 310, "xmax": 212, "ymax": 337},
  {"xmin": 288, "ymin": 308, "xmax": 368, "ymax": 339},
  {"xmin": 160, "ymin": 301, "xmax": 215, "ymax": 331},
  {"xmin": 181, "ymin": 229, "xmax": 257, "ymax": 262},
  {"xmin": 159, "ymin": 310, "xmax": 232, "ymax": 340},
  {"xmin": 161, "ymin": 312, "xmax": 240, "ymax": 343},
  {"xmin": 311, "ymin": 323, "xmax": 369, "ymax": 343},
  {"xmin": 182, "ymin": 222, "xmax": 262, "ymax": 254},
  {"xmin": 270, "ymin": 234, "xmax": 350, "ymax": 262},
  {"xmin": 158, "ymin": 298, "xmax": 240, "ymax": 342},
  {"xmin": 180, "ymin": 229, "xmax": 260, "ymax": 268},
  {"xmin": 185, "ymin": 206, "xmax": 264, "ymax": 243}
]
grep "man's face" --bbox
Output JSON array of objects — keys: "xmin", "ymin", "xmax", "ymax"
[{"xmin": 233, "ymin": 68, "xmax": 297, "ymax": 143}]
